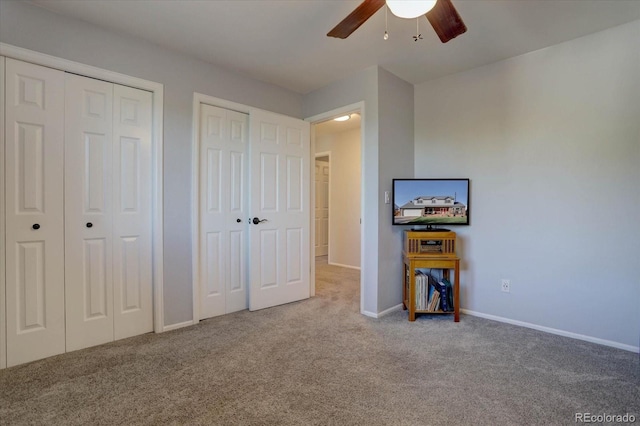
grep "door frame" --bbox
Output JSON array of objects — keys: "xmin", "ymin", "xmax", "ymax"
[
  {"xmin": 0, "ymin": 56, "xmax": 5, "ymax": 369},
  {"xmin": 0, "ymin": 44, "xmax": 165, "ymax": 350},
  {"xmin": 314, "ymin": 152, "xmax": 331, "ymax": 261},
  {"xmin": 306, "ymin": 102, "xmax": 365, "ymax": 311}
]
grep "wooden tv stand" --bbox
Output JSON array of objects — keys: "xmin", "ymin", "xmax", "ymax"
[{"xmin": 402, "ymin": 230, "xmax": 460, "ymax": 322}]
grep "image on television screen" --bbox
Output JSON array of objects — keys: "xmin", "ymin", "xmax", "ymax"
[{"xmin": 393, "ymin": 179, "xmax": 470, "ymax": 226}]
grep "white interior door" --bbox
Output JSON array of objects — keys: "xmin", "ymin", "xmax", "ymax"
[
  {"xmin": 64, "ymin": 73, "xmax": 114, "ymax": 351},
  {"xmin": 199, "ymin": 104, "xmax": 249, "ymax": 319},
  {"xmin": 5, "ymin": 58, "xmax": 66, "ymax": 367},
  {"xmin": 112, "ymin": 84, "xmax": 153, "ymax": 340},
  {"xmin": 314, "ymin": 159, "xmax": 329, "ymax": 257},
  {"xmin": 249, "ymin": 110, "xmax": 310, "ymax": 311}
]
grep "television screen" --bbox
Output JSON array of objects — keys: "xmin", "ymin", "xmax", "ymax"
[{"xmin": 392, "ymin": 178, "xmax": 470, "ymax": 226}]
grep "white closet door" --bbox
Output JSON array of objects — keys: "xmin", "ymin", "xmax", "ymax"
[
  {"xmin": 199, "ymin": 104, "xmax": 249, "ymax": 319},
  {"xmin": 64, "ymin": 73, "xmax": 114, "ymax": 351},
  {"xmin": 112, "ymin": 84, "xmax": 153, "ymax": 340},
  {"xmin": 65, "ymin": 77, "xmax": 153, "ymax": 348},
  {"xmin": 5, "ymin": 58, "xmax": 66, "ymax": 367},
  {"xmin": 249, "ymin": 110, "xmax": 310, "ymax": 311}
]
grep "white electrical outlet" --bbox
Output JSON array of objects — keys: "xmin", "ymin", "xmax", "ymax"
[
  {"xmin": 384, "ymin": 191, "xmax": 390, "ymax": 204},
  {"xmin": 501, "ymin": 279, "xmax": 510, "ymax": 293}
]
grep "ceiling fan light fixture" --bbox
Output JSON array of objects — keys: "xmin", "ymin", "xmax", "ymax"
[
  {"xmin": 386, "ymin": 0, "xmax": 437, "ymax": 19},
  {"xmin": 334, "ymin": 115, "xmax": 351, "ymax": 122}
]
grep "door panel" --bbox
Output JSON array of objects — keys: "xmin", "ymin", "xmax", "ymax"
[
  {"xmin": 64, "ymin": 73, "xmax": 114, "ymax": 351},
  {"xmin": 205, "ymin": 231, "xmax": 224, "ymax": 298},
  {"xmin": 83, "ymin": 238, "xmax": 108, "ymax": 318},
  {"xmin": 17, "ymin": 124, "xmax": 45, "ymax": 211},
  {"xmin": 228, "ymin": 231, "xmax": 244, "ymax": 292},
  {"xmin": 199, "ymin": 105, "xmax": 249, "ymax": 318},
  {"xmin": 5, "ymin": 58, "xmax": 65, "ymax": 367},
  {"xmin": 119, "ymin": 137, "xmax": 141, "ymax": 211},
  {"xmin": 286, "ymin": 228, "xmax": 302, "ymax": 282},
  {"xmin": 206, "ymin": 148, "xmax": 222, "ymax": 213},
  {"xmin": 260, "ymin": 153, "xmax": 278, "ymax": 211},
  {"xmin": 229, "ymin": 151, "xmax": 243, "ymax": 212},
  {"xmin": 260, "ymin": 229, "xmax": 278, "ymax": 288},
  {"xmin": 112, "ymin": 84, "xmax": 153, "ymax": 340},
  {"xmin": 287, "ymin": 156, "xmax": 303, "ymax": 211},
  {"xmin": 249, "ymin": 110, "xmax": 310, "ymax": 311},
  {"xmin": 17, "ymin": 242, "xmax": 46, "ymax": 330},
  {"xmin": 120, "ymin": 236, "xmax": 141, "ymax": 312}
]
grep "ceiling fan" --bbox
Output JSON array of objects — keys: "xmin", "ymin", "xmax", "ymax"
[{"xmin": 327, "ymin": 0, "xmax": 467, "ymax": 43}]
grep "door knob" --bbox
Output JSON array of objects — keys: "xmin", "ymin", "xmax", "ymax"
[
  {"xmin": 86, "ymin": 222, "xmax": 93, "ymax": 228},
  {"xmin": 236, "ymin": 218, "xmax": 242, "ymax": 223},
  {"xmin": 32, "ymin": 223, "xmax": 40, "ymax": 230},
  {"xmin": 252, "ymin": 217, "xmax": 268, "ymax": 225}
]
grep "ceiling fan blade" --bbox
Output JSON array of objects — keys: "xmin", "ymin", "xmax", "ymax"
[
  {"xmin": 327, "ymin": 0, "xmax": 386, "ymax": 39},
  {"xmin": 426, "ymin": 0, "xmax": 467, "ymax": 43}
]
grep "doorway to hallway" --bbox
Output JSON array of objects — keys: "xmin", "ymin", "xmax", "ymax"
[{"xmin": 312, "ymin": 113, "xmax": 361, "ymax": 270}]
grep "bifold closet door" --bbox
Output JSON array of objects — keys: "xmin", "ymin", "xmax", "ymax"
[
  {"xmin": 111, "ymin": 84, "xmax": 153, "ymax": 340},
  {"xmin": 199, "ymin": 104, "xmax": 249, "ymax": 319},
  {"xmin": 64, "ymin": 74, "xmax": 115, "ymax": 351},
  {"xmin": 5, "ymin": 58, "xmax": 66, "ymax": 367},
  {"xmin": 65, "ymin": 74, "xmax": 153, "ymax": 351}
]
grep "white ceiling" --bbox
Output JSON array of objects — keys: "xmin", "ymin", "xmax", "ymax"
[{"xmin": 30, "ymin": 0, "xmax": 640, "ymax": 94}]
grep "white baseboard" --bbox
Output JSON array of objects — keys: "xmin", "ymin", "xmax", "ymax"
[
  {"xmin": 162, "ymin": 320, "xmax": 196, "ymax": 333},
  {"xmin": 328, "ymin": 261, "xmax": 360, "ymax": 271},
  {"xmin": 362, "ymin": 304, "xmax": 403, "ymax": 319},
  {"xmin": 462, "ymin": 309, "xmax": 639, "ymax": 354}
]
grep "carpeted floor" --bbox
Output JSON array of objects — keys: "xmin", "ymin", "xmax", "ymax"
[{"xmin": 1, "ymin": 260, "xmax": 638, "ymax": 425}]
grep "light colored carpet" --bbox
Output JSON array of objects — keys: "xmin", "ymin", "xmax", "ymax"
[{"xmin": 1, "ymin": 261, "xmax": 638, "ymax": 425}]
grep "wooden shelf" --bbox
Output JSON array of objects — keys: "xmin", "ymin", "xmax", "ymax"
[{"xmin": 402, "ymin": 230, "xmax": 460, "ymax": 322}]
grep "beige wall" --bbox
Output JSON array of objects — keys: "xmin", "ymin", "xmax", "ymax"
[
  {"xmin": 415, "ymin": 20, "xmax": 639, "ymax": 349},
  {"xmin": 315, "ymin": 128, "xmax": 361, "ymax": 269}
]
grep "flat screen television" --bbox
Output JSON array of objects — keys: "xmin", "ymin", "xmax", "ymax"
[{"xmin": 392, "ymin": 178, "xmax": 470, "ymax": 227}]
